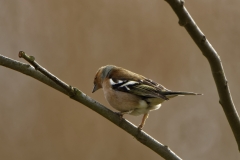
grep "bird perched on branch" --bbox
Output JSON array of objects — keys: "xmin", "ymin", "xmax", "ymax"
[{"xmin": 92, "ymin": 65, "xmax": 202, "ymax": 129}]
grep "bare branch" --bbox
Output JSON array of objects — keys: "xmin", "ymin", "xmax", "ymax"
[
  {"xmin": 165, "ymin": 0, "xmax": 240, "ymax": 151},
  {"xmin": 18, "ymin": 51, "xmax": 75, "ymax": 96},
  {"xmin": 0, "ymin": 53, "xmax": 182, "ymax": 160},
  {"xmin": 0, "ymin": 54, "xmax": 68, "ymax": 95}
]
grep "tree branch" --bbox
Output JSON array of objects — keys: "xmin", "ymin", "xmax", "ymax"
[
  {"xmin": 165, "ymin": 0, "xmax": 240, "ymax": 151},
  {"xmin": 0, "ymin": 53, "xmax": 182, "ymax": 160}
]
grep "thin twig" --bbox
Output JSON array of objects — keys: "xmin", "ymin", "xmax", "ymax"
[
  {"xmin": 18, "ymin": 51, "xmax": 75, "ymax": 96},
  {"xmin": 165, "ymin": 0, "xmax": 240, "ymax": 151},
  {"xmin": 0, "ymin": 53, "xmax": 182, "ymax": 160},
  {"xmin": 0, "ymin": 54, "xmax": 68, "ymax": 95}
]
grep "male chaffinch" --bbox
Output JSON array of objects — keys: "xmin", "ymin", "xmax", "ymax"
[{"xmin": 92, "ymin": 65, "xmax": 202, "ymax": 129}]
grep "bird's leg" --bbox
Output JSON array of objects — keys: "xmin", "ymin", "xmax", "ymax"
[{"xmin": 138, "ymin": 113, "xmax": 149, "ymax": 130}]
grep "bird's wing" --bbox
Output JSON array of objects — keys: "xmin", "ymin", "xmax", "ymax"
[{"xmin": 110, "ymin": 78, "xmax": 169, "ymax": 100}]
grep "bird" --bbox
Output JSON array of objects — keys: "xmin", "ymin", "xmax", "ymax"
[{"xmin": 92, "ymin": 65, "xmax": 202, "ymax": 129}]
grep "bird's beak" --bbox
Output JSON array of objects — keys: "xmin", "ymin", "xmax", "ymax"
[{"xmin": 92, "ymin": 84, "xmax": 98, "ymax": 93}]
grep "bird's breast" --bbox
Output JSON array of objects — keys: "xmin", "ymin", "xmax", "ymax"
[{"xmin": 103, "ymin": 86, "xmax": 144, "ymax": 112}]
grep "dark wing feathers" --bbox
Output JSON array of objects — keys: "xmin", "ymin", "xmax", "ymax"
[
  {"xmin": 111, "ymin": 78, "xmax": 169, "ymax": 100},
  {"xmin": 130, "ymin": 83, "xmax": 168, "ymax": 100},
  {"xmin": 142, "ymin": 78, "xmax": 168, "ymax": 91}
]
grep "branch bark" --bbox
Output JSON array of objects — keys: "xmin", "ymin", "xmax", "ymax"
[
  {"xmin": 165, "ymin": 0, "xmax": 240, "ymax": 151},
  {"xmin": 0, "ymin": 53, "xmax": 182, "ymax": 160}
]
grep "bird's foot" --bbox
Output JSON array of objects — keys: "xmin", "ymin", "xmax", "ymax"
[
  {"xmin": 137, "ymin": 125, "xmax": 143, "ymax": 131},
  {"xmin": 115, "ymin": 112, "xmax": 123, "ymax": 119}
]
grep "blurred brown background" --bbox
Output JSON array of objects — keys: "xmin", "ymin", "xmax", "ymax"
[{"xmin": 1, "ymin": 0, "xmax": 240, "ymax": 160}]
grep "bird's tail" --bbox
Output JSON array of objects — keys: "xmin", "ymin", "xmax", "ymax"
[{"xmin": 163, "ymin": 91, "xmax": 203, "ymax": 98}]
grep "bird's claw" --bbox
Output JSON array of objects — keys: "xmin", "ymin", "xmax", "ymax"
[
  {"xmin": 115, "ymin": 112, "xmax": 123, "ymax": 119},
  {"xmin": 137, "ymin": 125, "xmax": 143, "ymax": 131}
]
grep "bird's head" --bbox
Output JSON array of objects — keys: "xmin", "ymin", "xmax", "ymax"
[{"xmin": 92, "ymin": 65, "xmax": 115, "ymax": 93}]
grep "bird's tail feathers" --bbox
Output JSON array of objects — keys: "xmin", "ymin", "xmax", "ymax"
[{"xmin": 163, "ymin": 91, "xmax": 203, "ymax": 97}]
